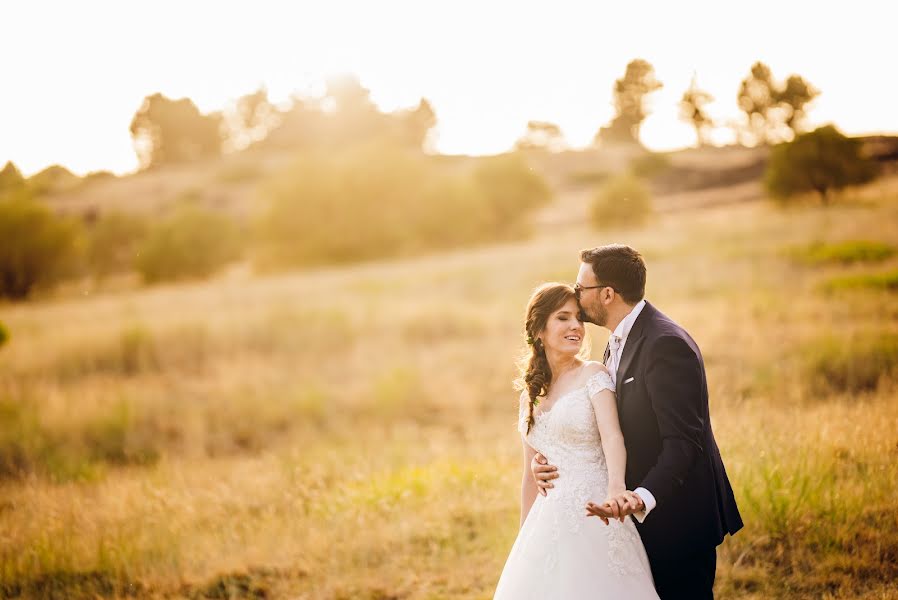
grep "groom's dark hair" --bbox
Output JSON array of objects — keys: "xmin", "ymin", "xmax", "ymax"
[{"xmin": 580, "ymin": 244, "xmax": 646, "ymax": 304}]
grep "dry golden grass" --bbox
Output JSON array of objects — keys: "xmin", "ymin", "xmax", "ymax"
[{"xmin": 2, "ymin": 171, "xmax": 898, "ymax": 598}]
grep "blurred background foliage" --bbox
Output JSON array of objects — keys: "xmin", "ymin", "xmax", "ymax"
[{"xmin": 2, "ymin": 58, "xmax": 898, "ymax": 600}]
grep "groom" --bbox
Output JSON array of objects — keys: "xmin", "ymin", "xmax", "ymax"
[{"xmin": 532, "ymin": 244, "xmax": 743, "ymax": 599}]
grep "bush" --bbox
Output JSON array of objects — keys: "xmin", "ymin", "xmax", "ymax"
[
  {"xmin": 0, "ymin": 194, "xmax": 83, "ymax": 300},
  {"xmin": 135, "ymin": 206, "xmax": 242, "ymax": 283},
  {"xmin": 472, "ymin": 153, "xmax": 552, "ymax": 225},
  {"xmin": 765, "ymin": 125, "xmax": 879, "ymax": 203},
  {"xmin": 630, "ymin": 152, "xmax": 671, "ymax": 178},
  {"xmin": 86, "ymin": 211, "xmax": 149, "ymax": 278},
  {"xmin": 589, "ymin": 172, "xmax": 653, "ymax": 229},
  {"xmin": 0, "ymin": 321, "xmax": 7, "ymax": 348},
  {"xmin": 567, "ymin": 170, "xmax": 611, "ymax": 186},
  {"xmin": 803, "ymin": 333, "xmax": 898, "ymax": 394},
  {"xmin": 0, "ymin": 396, "xmax": 159, "ymax": 482},
  {"xmin": 823, "ymin": 270, "xmax": 898, "ymax": 292},
  {"xmin": 789, "ymin": 240, "xmax": 895, "ymax": 265},
  {"xmin": 217, "ymin": 161, "xmax": 262, "ymax": 184},
  {"xmin": 254, "ymin": 146, "xmax": 550, "ymax": 268}
]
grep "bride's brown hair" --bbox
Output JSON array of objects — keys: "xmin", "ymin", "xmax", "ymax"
[{"xmin": 516, "ymin": 282, "xmax": 581, "ymax": 434}]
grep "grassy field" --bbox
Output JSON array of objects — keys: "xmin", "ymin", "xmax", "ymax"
[{"xmin": 2, "ymin": 167, "xmax": 898, "ymax": 598}]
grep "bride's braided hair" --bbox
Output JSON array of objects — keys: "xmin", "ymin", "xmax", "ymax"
[{"xmin": 516, "ymin": 283, "xmax": 578, "ymax": 435}]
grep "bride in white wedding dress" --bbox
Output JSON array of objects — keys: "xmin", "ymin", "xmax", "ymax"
[{"xmin": 493, "ymin": 283, "xmax": 658, "ymax": 599}]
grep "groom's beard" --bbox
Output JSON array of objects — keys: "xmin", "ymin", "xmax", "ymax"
[{"xmin": 580, "ymin": 301, "xmax": 608, "ymax": 327}]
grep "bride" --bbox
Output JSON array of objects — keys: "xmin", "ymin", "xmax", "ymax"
[{"xmin": 493, "ymin": 282, "xmax": 658, "ymax": 599}]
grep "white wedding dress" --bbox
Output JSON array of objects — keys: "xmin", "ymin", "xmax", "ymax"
[{"xmin": 493, "ymin": 371, "xmax": 659, "ymax": 599}]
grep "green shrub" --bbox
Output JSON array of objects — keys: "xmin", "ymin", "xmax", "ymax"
[
  {"xmin": 0, "ymin": 194, "xmax": 83, "ymax": 300},
  {"xmin": 765, "ymin": 125, "xmax": 879, "ymax": 203},
  {"xmin": 254, "ymin": 146, "xmax": 549, "ymax": 268},
  {"xmin": 472, "ymin": 153, "xmax": 552, "ymax": 224},
  {"xmin": 0, "ymin": 396, "xmax": 159, "ymax": 482},
  {"xmin": 86, "ymin": 211, "xmax": 149, "ymax": 277},
  {"xmin": 823, "ymin": 270, "xmax": 898, "ymax": 292},
  {"xmin": 135, "ymin": 206, "xmax": 242, "ymax": 283},
  {"xmin": 0, "ymin": 321, "xmax": 8, "ymax": 348},
  {"xmin": 589, "ymin": 172, "xmax": 653, "ymax": 229},
  {"xmin": 567, "ymin": 170, "xmax": 611, "ymax": 186},
  {"xmin": 217, "ymin": 161, "xmax": 262, "ymax": 184},
  {"xmin": 84, "ymin": 401, "xmax": 159, "ymax": 466},
  {"xmin": 803, "ymin": 333, "xmax": 898, "ymax": 394},
  {"xmin": 790, "ymin": 240, "xmax": 895, "ymax": 265},
  {"xmin": 630, "ymin": 152, "xmax": 671, "ymax": 178}
]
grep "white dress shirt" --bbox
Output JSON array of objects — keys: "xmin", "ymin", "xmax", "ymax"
[{"xmin": 605, "ymin": 299, "xmax": 657, "ymax": 522}]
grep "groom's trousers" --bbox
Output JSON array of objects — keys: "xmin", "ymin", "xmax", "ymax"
[{"xmin": 649, "ymin": 545, "xmax": 717, "ymax": 600}]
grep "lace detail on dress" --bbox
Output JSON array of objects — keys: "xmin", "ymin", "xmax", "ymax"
[
  {"xmin": 606, "ymin": 519, "xmax": 650, "ymax": 576},
  {"xmin": 586, "ymin": 370, "xmax": 615, "ymax": 398},
  {"xmin": 497, "ymin": 370, "xmax": 657, "ymax": 597},
  {"xmin": 520, "ymin": 379, "xmax": 610, "ymax": 536}
]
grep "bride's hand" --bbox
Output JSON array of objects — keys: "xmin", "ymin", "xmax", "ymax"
[
  {"xmin": 584, "ymin": 500, "xmax": 616, "ymax": 525},
  {"xmin": 584, "ymin": 501, "xmax": 611, "ymax": 525},
  {"xmin": 596, "ymin": 490, "xmax": 645, "ymax": 524},
  {"xmin": 585, "ymin": 486, "xmax": 630, "ymax": 525}
]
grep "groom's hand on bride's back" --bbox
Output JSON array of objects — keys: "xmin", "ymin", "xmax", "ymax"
[{"xmin": 531, "ymin": 452, "xmax": 558, "ymax": 496}]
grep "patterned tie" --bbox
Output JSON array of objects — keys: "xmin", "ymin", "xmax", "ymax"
[{"xmin": 607, "ymin": 334, "xmax": 622, "ymax": 385}]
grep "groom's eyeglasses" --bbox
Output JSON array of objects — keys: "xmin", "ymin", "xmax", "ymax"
[{"xmin": 574, "ymin": 283, "xmax": 617, "ymax": 300}]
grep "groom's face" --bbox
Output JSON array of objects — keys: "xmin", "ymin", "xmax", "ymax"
[{"xmin": 575, "ymin": 262, "xmax": 608, "ymax": 327}]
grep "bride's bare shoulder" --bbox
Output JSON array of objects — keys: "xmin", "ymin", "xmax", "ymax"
[{"xmin": 581, "ymin": 361, "xmax": 610, "ymax": 377}]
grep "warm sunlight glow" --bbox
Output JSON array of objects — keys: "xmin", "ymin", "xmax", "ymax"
[{"xmin": 2, "ymin": 0, "xmax": 896, "ymax": 175}]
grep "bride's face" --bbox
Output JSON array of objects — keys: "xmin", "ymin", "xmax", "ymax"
[{"xmin": 539, "ymin": 298, "xmax": 584, "ymax": 355}]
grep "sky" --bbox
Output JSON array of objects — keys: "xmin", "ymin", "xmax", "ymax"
[{"xmin": 2, "ymin": 0, "xmax": 896, "ymax": 176}]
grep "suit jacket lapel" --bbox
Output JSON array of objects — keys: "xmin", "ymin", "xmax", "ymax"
[
  {"xmin": 617, "ymin": 337, "xmax": 644, "ymax": 390},
  {"xmin": 615, "ymin": 301, "xmax": 652, "ymax": 404}
]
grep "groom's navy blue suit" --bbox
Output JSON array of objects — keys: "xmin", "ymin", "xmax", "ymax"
[{"xmin": 609, "ymin": 301, "xmax": 743, "ymax": 599}]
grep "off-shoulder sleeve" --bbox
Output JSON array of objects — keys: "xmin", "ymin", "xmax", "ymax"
[{"xmin": 586, "ymin": 370, "xmax": 615, "ymax": 398}]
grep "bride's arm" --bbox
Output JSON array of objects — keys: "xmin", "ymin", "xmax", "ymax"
[
  {"xmin": 520, "ymin": 438, "xmax": 539, "ymax": 527},
  {"xmin": 591, "ymin": 387, "xmax": 627, "ymax": 499}
]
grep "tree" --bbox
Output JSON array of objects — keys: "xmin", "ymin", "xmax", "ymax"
[
  {"xmin": 129, "ymin": 93, "xmax": 223, "ymax": 169},
  {"xmin": 765, "ymin": 125, "xmax": 878, "ymax": 204},
  {"xmin": 396, "ymin": 98, "xmax": 438, "ymax": 151},
  {"xmin": 778, "ymin": 74, "xmax": 818, "ymax": 134},
  {"xmin": 737, "ymin": 62, "xmax": 776, "ymax": 145},
  {"xmin": 325, "ymin": 73, "xmax": 377, "ymax": 114},
  {"xmin": 222, "ymin": 87, "xmax": 278, "ymax": 151},
  {"xmin": 515, "ymin": 121, "xmax": 567, "ymax": 152},
  {"xmin": 27, "ymin": 164, "xmax": 79, "ymax": 195},
  {"xmin": 737, "ymin": 62, "xmax": 819, "ymax": 145},
  {"xmin": 679, "ymin": 75, "xmax": 714, "ymax": 147},
  {"xmin": 596, "ymin": 59, "xmax": 663, "ymax": 146},
  {"xmin": 0, "ymin": 161, "xmax": 25, "ymax": 195},
  {"xmin": 262, "ymin": 73, "xmax": 438, "ymax": 153}
]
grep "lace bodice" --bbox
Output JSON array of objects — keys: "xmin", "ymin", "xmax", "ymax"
[
  {"xmin": 516, "ymin": 370, "xmax": 648, "ymax": 577},
  {"xmin": 517, "ymin": 370, "xmax": 615, "ymax": 488}
]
